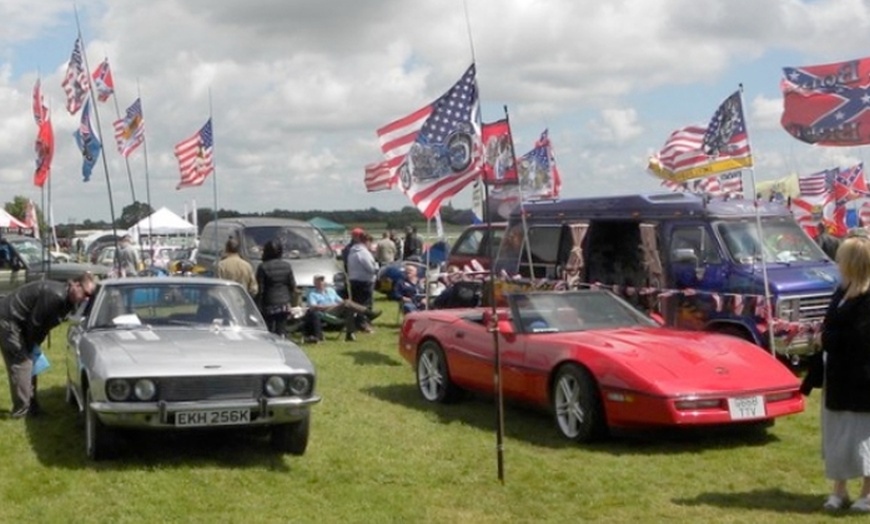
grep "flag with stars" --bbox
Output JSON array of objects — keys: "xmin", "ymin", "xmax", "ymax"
[
  {"xmin": 113, "ymin": 98, "xmax": 145, "ymax": 157},
  {"xmin": 61, "ymin": 37, "xmax": 90, "ymax": 115},
  {"xmin": 781, "ymin": 57, "xmax": 870, "ymax": 145},
  {"xmin": 175, "ymin": 119, "xmax": 215, "ymax": 189},
  {"xmin": 648, "ymin": 90, "xmax": 752, "ymax": 182},
  {"xmin": 376, "ymin": 64, "xmax": 481, "ymax": 218},
  {"xmin": 517, "ymin": 129, "xmax": 561, "ymax": 200}
]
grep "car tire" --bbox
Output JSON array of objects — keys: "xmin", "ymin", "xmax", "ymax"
[
  {"xmin": 65, "ymin": 380, "xmax": 77, "ymax": 408},
  {"xmin": 85, "ymin": 387, "xmax": 115, "ymax": 460},
  {"xmin": 416, "ymin": 340, "xmax": 460, "ymax": 403},
  {"xmin": 271, "ymin": 413, "xmax": 310, "ymax": 455},
  {"xmin": 551, "ymin": 364, "xmax": 607, "ymax": 443}
]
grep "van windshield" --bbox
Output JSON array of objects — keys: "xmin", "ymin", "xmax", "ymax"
[
  {"xmin": 242, "ymin": 226, "xmax": 334, "ymax": 260},
  {"xmin": 717, "ymin": 219, "xmax": 827, "ymax": 264}
]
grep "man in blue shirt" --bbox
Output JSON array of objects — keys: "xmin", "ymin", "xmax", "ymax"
[{"xmin": 304, "ymin": 275, "xmax": 381, "ymax": 342}]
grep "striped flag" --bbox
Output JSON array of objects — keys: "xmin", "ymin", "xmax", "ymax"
[
  {"xmin": 364, "ymin": 160, "xmax": 394, "ymax": 192},
  {"xmin": 113, "ymin": 99, "xmax": 145, "ymax": 157},
  {"xmin": 376, "ymin": 64, "xmax": 481, "ymax": 218},
  {"xmin": 175, "ymin": 119, "xmax": 214, "ymax": 189},
  {"xmin": 798, "ymin": 168, "xmax": 836, "ymax": 196},
  {"xmin": 32, "ymin": 78, "xmax": 47, "ymax": 125},
  {"xmin": 91, "ymin": 58, "xmax": 115, "ymax": 103},
  {"xmin": 61, "ymin": 37, "xmax": 90, "ymax": 115},
  {"xmin": 648, "ymin": 90, "xmax": 753, "ymax": 182}
]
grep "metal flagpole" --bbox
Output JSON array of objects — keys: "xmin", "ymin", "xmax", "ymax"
[
  {"xmin": 137, "ymin": 85, "xmax": 155, "ymax": 266},
  {"xmin": 737, "ymin": 85, "xmax": 776, "ymax": 355},
  {"xmin": 73, "ymin": 8, "xmax": 120, "ymax": 274},
  {"xmin": 503, "ymin": 106, "xmax": 536, "ymax": 278},
  {"xmin": 209, "ymin": 91, "xmax": 219, "ymax": 251}
]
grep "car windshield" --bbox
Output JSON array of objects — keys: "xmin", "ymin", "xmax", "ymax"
[
  {"xmin": 242, "ymin": 226, "xmax": 334, "ymax": 260},
  {"xmin": 90, "ymin": 282, "xmax": 267, "ymax": 330},
  {"xmin": 508, "ymin": 290, "xmax": 657, "ymax": 333},
  {"xmin": 717, "ymin": 218, "xmax": 827, "ymax": 264},
  {"xmin": 8, "ymin": 237, "xmax": 48, "ymax": 265}
]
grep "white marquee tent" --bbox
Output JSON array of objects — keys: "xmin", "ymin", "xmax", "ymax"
[
  {"xmin": 0, "ymin": 209, "xmax": 26, "ymax": 229},
  {"xmin": 127, "ymin": 207, "xmax": 196, "ymax": 238}
]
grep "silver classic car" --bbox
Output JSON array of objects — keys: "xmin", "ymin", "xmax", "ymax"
[{"xmin": 65, "ymin": 277, "xmax": 321, "ymax": 460}]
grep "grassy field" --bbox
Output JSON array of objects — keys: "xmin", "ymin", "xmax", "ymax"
[{"xmin": 0, "ymin": 294, "xmax": 840, "ymax": 523}]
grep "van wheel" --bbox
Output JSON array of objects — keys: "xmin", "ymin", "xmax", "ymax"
[{"xmin": 713, "ymin": 324, "xmax": 752, "ymax": 343}]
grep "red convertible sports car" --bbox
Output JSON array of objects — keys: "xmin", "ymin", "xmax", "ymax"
[{"xmin": 398, "ymin": 290, "xmax": 805, "ymax": 442}]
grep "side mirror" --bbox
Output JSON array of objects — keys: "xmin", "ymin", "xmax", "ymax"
[
  {"xmin": 672, "ymin": 248, "xmax": 699, "ymax": 265},
  {"xmin": 497, "ymin": 318, "xmax": 515, "ymax": 335}
]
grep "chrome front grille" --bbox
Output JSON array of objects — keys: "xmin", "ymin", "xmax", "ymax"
[
  {"xmin": 777, "ymin": 293, "xmax": 832, "ymax": 323},
  {"xmin": 159, "ymin": 375, "xmax": 261, "ymax": 401}
]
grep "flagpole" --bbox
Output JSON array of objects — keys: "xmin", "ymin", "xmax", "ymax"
[
  {"xmin": 108, "ymin": 65, "xmax": 145, "ymax": 254},
  {"xmin": 73, "ymin": 9, "xmax": 120, "ymax": 272},
  {"xmin": 503, "ymin": 106, "xmax": 536, "ymax": 278},
  {"xmin": 738, "ymin": 85, "xmax": 776, "ymax": 356},
  {"xmin": 137, "ymin": 85, "xmax": 155, "ymax": 266},
  {"xmin": 209, "ymin": 90, "xmax": 219, "ymax": 249}
]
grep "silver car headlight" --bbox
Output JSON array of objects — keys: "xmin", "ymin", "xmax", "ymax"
[
  {"xmin": 106, "ymin": 379, "xmax": 132, "ymax": 401},
  {"xmin": 288, "ymin": 375, "xmax": 312, "ymax": 396},
  {"xmin": 133, "ymin": 379, "xmax": 157, "ymax": 401},
  {"xmin": 265, "ymin": 376, "xmax": 287, "ymax": 397}
]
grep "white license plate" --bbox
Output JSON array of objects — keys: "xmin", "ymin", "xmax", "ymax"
[
  {"xmin": 175, "ymin": 409, "xmax": 251, "ymax": 427},
  {"xmin": 727, "ymin": 395, "xmax": 766, "ymax": 420}
]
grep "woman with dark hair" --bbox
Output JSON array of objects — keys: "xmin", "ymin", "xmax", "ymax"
[{"xmin": 255, "ymin": 239, "xmax": 297, "ymax": 337}]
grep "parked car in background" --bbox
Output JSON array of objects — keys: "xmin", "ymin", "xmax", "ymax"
[
  {"xmin": 447, "ymin": 222, "xmax": 506, "ymax": 271},
  {"xmin": 399, "ymin": 290, "xmax": 804, "ymax": 443},
  {"xmin": 65, "ymin": 277, "xmax": 321, "ymax": 460},
  {"xmin": 197, "ymin": 217, "xmax": 345, "ymax": 294},
  {"xmin": 0, "ymin": 234, "xmax": 108, "ymax": 298}
]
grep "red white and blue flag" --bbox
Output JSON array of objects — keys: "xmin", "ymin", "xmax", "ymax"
[
  {"xmin": 113, "ymin": 99, "xmax": 145, "ymax": 157},
  {"xmin": 649, "ymin": 90, "xmax": 753, "ymax": 182},
  {"xmin": 481, "ymin": 119, "xmax": 517, "ymax": 185},
  {"xmin": 376, "ymin": 64, "xmax": 481, "ymax": 218},
  {"xmin": 798, "ymin": 168, "xmax": 837, "ymax": 197},
  {"xmin": 32, "ymin": 78, "xmax": 47, "ymax": 125},
  {"xmin": 834, "ymin": 162, "xmax": 868, "ymax": 201},
  {"xmin": 781, "ymin": 57, "xmax": 870, "ymax": 146},
  {"xmin": 91, "ymin": 59, "xmax": 115, "ymax": 103},
  {"xmin": 517, "ymin": 129, "xmax": 561, "ymax": 199},
  {"xmin": 73, "ymin": 100, "xmax": 101, "ymax": 182},
  {"xmin": 175, "ymin": 119, "xmax": 214, "ymax": 189},
  {"xmin": 364, "ymin": 160, "xmax": 394, "ymax": 192},
  {"xmin": 61, "ymin": 37, "xmax": 90, "ymax": 115}
]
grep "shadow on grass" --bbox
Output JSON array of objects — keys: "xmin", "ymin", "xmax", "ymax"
[
  {"xmin": 20, "ymin": 386, "xmax": 295, "ymax": 471},
  {"xmin": 343, "ymin": 349, "xmax": 403, "ymax": 367},
  {"xmin": 673, "ymin": 488, "xmax": 824, "ymax": 514},
  {"xmin": 364, "ymin": 383, "xmax": 781, "ymax": 454}
]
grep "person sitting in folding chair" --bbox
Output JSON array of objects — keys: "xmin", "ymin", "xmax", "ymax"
[
  {"xmin": 393, "ymin": 264, "xmax": 427, "ymax": 314},
  {"xmin": 303, "ymin": 275, "xmax": 381, "ymax": 343}
]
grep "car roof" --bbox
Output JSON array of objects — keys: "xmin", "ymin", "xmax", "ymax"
[{"xmin": 203, "ymin": 217, "xmax": 312, "ymax": 227}]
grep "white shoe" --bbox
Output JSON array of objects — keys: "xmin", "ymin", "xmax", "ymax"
[
  {"xmin": 824, "ymin": 494, "xmax": 848, "ymax": 511},
  {"xmin": 851, "ymin": 497, "xmax": 870, "ymax": 512}
]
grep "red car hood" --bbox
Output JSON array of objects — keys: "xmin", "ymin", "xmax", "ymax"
[{"xmin": 540, "ymin": 327, "xmax": 799, "ymax": 394}]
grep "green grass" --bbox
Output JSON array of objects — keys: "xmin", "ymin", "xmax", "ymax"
[{"xmin": 0, "ymin": 295, "xmax": 838, "ymax": 523}]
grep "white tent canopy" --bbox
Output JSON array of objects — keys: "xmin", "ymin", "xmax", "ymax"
[
  {"xmin": 0, "ymin": 209, "xmax": 26, "ymax": 229},
  {"xmin": 128, "ymin": 207, "xmax": 196, "ymax": 238}
]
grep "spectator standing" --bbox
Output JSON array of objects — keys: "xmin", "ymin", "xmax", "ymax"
[
  {"xmin": 801, "ymin": 236, "xmax": 870, "ymax": 511},
  {"xmin": 117, "ymin": 234, "xmax": 141, "ymax": 277},
  {"xmin": 403, "ymin": 225, "xmax": 423, "ymax": 261},
  {"xmin": 255, "ymin": 240, "xmax": 297, "ymax": 337},
  {"xmin": 375, "ymin": 232, "xmax": 397, "ymax": 266},
  {"xmin": 817, "ymin": 222, "xmax": 841, "ymax": 260},
  {"xmin": 346, "ymin": 228, "xmax": 379, "ymax": 332},
  {"xmin": 217, "ymin": 238, "xmax": 258, "ymax": 297},
  {"xmin": 0, "ymin": 273, "xmax": 95, "ymax": 418}
]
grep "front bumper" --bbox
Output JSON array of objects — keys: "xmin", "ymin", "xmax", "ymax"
[{"xmin": 91, "ymin": 395, "xmax": 322, "ymax": 429}]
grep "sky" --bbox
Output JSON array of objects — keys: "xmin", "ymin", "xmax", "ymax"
[{"xmin": 3, "ymin": 0, "xmax": 870, "ymax": 224}]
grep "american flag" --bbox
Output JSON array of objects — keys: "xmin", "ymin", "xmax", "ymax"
[
  {"xmin": 61, "ymin": 37, "xmax": 90, "ymax": 115},
  {"xmin": 175, "ymin": 119, "xmax": 214, "ymax": 189},
  {"xmin": 364, "ymin": 160, "xmax": 394, "ymax": 192},
  {"xmin": 91, "ymin": 59, "xmax": 115, "ymax": 103},
  {"xmin": 113, "ymin": 99, "xmax": 145, "ymax": 157},
  {"xmin": 73, "ymin": 100, "xmax": 102, "ymax": 182},
  {"xmin": 32, "ymin": 78, "xmax": 47, "ymax": 125},
  {"xmin": 518, "ymin": 129, "xmax": 561, "ymax": 199},
  {"xmin": 375, "ymin": 64, "xmax": 481, "ymax": 218},
  {"xmin": 648, "ymin": 90, "xmax": 753, "ymax": 182},
  {"xmin": 798, "ymin": 168, "xmax": 836, "ymax": 196}
]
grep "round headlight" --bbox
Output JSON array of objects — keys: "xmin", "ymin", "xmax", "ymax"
[
  {"xmin": 288, "ymin": 375, "xmax": 311, "ymax": 396},
  {"xmin": 106, "ymin": 379, "xmax": 131, "ymax": 401},
  {"xmin": 133, "ymin": 379, "xmax": 157, "ymax": 401},
  {"xmin": 265, "ymin": 376, "xmax": 287, "ymax": 397}
]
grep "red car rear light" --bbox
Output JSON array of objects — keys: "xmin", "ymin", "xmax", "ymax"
[{"xmin": 765, "ymin": 391, "xmax": 794, "ymax": 403}]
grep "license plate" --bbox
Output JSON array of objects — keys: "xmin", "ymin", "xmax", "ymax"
[
  {"xmin": 175, "ymin": 409, "xmax": 251, "ymax": 427},
  {"xmin": 727, "ymin": 395, "xmax": 766, "ymax": 420}
]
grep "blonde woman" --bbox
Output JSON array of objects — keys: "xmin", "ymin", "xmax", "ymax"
[{"xmin": 802, "ymin": 236, "xmax": 870, "ymax": 511}]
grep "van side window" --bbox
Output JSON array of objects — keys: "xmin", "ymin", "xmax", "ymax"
[
  {"xmin": 585, "ymin": 222, "xmax": 646, "ymax": 287},
  {"xmin": 670, "ymin": 227, "xmax": 720, "ymax": 264},
  {"xmin": 454, "ymin": 230, "xmax": 484, "ymax": 257},
  {"xmin": 519, "ymin": 226, "xmax": 562, "ymax": 278}
]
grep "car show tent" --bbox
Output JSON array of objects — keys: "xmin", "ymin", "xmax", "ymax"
[
  {"xmin": 308, "ymin": 216, "xmax": 346, "ymax": 234},
  {"xmin": 128, "ymin": 207, "xmax": 197, "ymax": 238}
]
